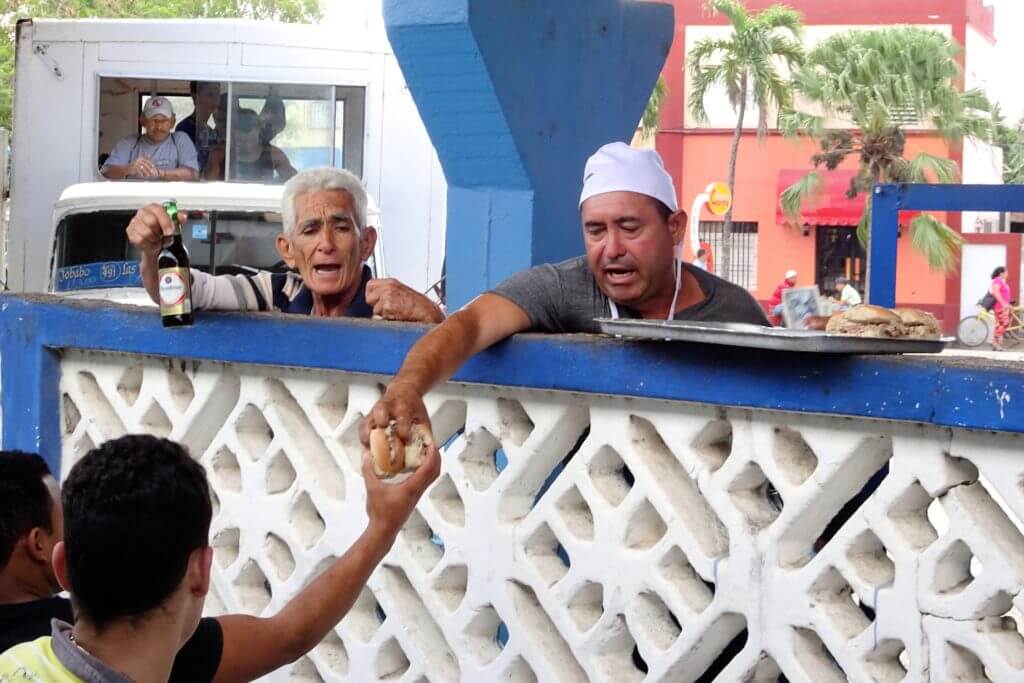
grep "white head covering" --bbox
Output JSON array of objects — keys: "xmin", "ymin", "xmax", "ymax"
[
  {"xmin": 785, "ymin": 269, "xmax": 797, "ymax": 279},
  {"xmin": 579, "ymin": 142, "xmax": 678, "ymax": 211}
]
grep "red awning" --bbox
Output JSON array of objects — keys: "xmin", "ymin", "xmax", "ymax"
[{"xmin": 776, "ymin": 169, "xmax": 865, "ymax": 227}]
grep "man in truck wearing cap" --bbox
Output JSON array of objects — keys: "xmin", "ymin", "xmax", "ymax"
[
  {"xmin": 101, "ymin": 96, "xmax": 199, "ymax": 181},
  {"xmin": 360, "ymin": 141, "xmax": 769, "ymax": 447}
]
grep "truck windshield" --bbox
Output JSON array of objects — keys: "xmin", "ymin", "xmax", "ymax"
[{"xmin": 53, "ymin": 209, "xmax": 284, "ymax": 292}]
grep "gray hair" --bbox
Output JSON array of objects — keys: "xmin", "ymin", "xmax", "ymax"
[{"xmin": 281, "ymin": 167, "xmax": 368, "ymax": 236}]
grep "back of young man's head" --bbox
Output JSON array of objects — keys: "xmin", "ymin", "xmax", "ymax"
[
  {"xmin": 60, "ymin": 435, "xmax": 212, "ymax": 630},
  {"xmin": 0, "ymin": 452, "xmax": 59, "ymax": 578}
]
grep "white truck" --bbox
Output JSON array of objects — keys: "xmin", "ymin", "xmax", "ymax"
[{"xmin": 10, "ymin": 16, "xmax": 446, "ymax": 298}]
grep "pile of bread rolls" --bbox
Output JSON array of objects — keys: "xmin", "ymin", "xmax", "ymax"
[{"xmin": 825, "ymin": 304, "xmax": 940, "ymax": 339}]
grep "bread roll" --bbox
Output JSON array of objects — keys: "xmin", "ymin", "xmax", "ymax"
[
  {"xmin": 370, "ymin": 422, "xmax": 435, "ymax": 479},
  {"xmin": 894, "ymin": 308, "xmax": 941, "ymax": 339},
  {"xmin": 826, "ymin": 304, "xmax": 906, "ymax": 338}
]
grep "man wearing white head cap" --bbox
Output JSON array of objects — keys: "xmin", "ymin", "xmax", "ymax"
[
  {"xmin": 360, "ymin": 142, "xmax": 768, "ymax": 449},
  {"xmin": 101, "ymin": 96, "xmax": 199, "ymax": 181}
]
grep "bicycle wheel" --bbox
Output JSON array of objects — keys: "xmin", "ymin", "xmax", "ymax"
[{"xmin": 957, "ymin": 316, "xmax": 990, "ymax": 347}]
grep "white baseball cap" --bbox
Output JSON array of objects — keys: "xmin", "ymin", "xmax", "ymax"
[
  {"xmin": 785, "ymin": 269, "xmax": 797, "ymax": 279},
  {"xmin": 579, "ymin": 142, "xmax": 678, "ymax": 212},
  {"xmin": 143, "ymin": 96, "xmax": 174, "ymax": 119}
]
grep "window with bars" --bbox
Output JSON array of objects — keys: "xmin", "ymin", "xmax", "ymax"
[{"xmin": 697, "ymin": 221, "xmax": 759, "ymax": 291}]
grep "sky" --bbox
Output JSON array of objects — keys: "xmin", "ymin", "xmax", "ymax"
[{"xmin": 323, "ymin": 0, "xmax": 1024, "ymax": 123}]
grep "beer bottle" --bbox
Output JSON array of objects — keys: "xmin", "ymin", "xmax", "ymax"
[{"xmin": 157, "ymin": 200, "xmax": 193, "ymax": 327}]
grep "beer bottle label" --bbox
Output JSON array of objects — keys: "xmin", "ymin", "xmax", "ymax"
[{"xmin": 159, "ymin": 267, "xmax": 192, "ymax": 315}]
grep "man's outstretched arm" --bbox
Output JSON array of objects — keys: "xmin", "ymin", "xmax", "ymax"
[
  {"xmin": 210, "ymin": 450, "xmax": 441, "ymax": 683},
  {"xmin": 361, "ymin": 293, "xmax": 532, "ymax": 447}
]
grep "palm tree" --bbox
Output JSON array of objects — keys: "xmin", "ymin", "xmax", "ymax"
[
  {"xmin": 993, "ymin": 105, "xmax": 1024, "ymax": 185},
  {"xmin": 640, "ymin": 76, "xmax": 668, "ymax": 143},
  {"xmin": 688, "ymin": 0, "xmax": 804, "ymax": 282},
  {"xmin": 779, "ymin": 26, "xmax": 994, "ymax": 282}
]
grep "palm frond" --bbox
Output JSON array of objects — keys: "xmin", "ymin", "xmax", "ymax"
[
  {"xmin": 910, "ymin": 213, "xmax": 963, "ymax": 272},
  {"xmin": 779, "ymin": 171, "xmax": 823, "ymax": 224},
  {"xmin": 707, "ymin": 0, "xmax": 750, "ymax": 32},
  {"xmin": 778, "ymin": 109, "xmax": 825, "ymax": 138},
  {"xmin": 906, "ymin": 152, "xmax": 959, "ymax": 184},
  {"xmin": 857, "ymin": 203, "xmax": 871, "ymax": 246},
  {"xmin": 641, "ymin": 75, "xmax": 667, "ymax": 140}
]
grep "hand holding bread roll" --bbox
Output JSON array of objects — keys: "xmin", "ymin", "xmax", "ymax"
[{"xmin": 370, "ymin": 421, "xmax": 435, "ymax": 479}]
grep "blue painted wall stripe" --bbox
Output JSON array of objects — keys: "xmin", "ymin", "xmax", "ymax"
[
  {"xmin": 2, "ymin": 297, "xmax": 1023, "ymax": 450},
  {"xmin": 1, "ymin": 327, "xmax": 62, "ymax": 474}
]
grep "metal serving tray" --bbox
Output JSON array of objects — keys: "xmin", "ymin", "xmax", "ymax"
[{"xmin": 595, "ymin": 318, "xmax": 951, "ymax": 355}]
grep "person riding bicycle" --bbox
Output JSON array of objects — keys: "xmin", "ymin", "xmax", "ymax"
[{"xmin": 990, "ymin": 266, "xmax": 1012, "ymax": 351}]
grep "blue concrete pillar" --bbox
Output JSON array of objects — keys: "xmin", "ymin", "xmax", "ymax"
[{"xmin": 385, "ymin": 0, "xmax": 674, "ymax": 309}]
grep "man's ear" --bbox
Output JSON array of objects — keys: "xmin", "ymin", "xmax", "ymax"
[
  {"xmin": 52, "ymin": 542, "xmax": 70, "ymax": 593},
  {"xmin": 360, "ymin": 226, "xmax": 378, "ymax": 263},
  {"xmin": 276, "ymin": 234, "xmax": 296, "ymax": 268},
  {"xmin": 188, "ymin": 547, "xmax": 213, "ymax": 598},
  {"xmin": 25, "ymin": 527, "xmax": 51, "ymax": 563},
  {"xmin": 669, "ymin": 209, "xmax": 688, "ymax": 245}
]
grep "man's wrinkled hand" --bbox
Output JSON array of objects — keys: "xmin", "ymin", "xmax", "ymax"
[
  {"xmin": 126, "ymin": 203, "xmax": 174, "ymax": 256},
  {"xmin": 365, "ymin": 279, "xmax": 444, "ymax": 324},
  {"xmin": 362, "ymin": 443, "xmax": 440, "ymax": 540}
]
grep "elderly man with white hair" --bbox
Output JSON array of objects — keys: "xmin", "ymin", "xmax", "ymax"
[
  {"xmin": 361, "ymin": 142, "xmax": 769, "ymax": 448},
  {"xmin": 126, "ymin": 167, "xmax": 444, "ymax": 323}
]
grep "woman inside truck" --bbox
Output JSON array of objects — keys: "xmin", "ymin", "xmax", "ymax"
[{"xmin": 204, "ymin": 107, "xmax": 297, "ymax": 183}]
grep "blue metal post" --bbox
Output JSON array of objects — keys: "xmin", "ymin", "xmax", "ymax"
[
  {"xmin": 868, "ymin": 184, "xmax": 901, "ymax": 308},
  {"xmin": 384, "ymin": 0, "xmax": 674, "ymax": 309}
]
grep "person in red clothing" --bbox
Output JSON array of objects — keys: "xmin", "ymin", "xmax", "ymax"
[{"xmin": 768, "ymin": 269, "xmax": 797, "ymax": 321}]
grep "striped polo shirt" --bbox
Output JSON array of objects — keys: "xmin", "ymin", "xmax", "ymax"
[{"xmin": 190, "ymin": 265, "xmax": 373, "ymax": 316}]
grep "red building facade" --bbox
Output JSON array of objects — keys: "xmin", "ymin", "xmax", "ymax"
[{"xmin": 655, "ymin": 0, "xmax": 1018, "ymax": 331}]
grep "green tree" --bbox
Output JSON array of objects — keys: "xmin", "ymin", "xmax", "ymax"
[
  {"xmin": 779, "ymin": 26, "xmax": 993, "ymax": 280},
  {"xmin": 688, "ymin": 0, "xmax": 803, "ymax": 282},
  {"xmin": 640, "ymin": 75, "xmax": 667, "ymax": 142},
  {"xmin": 0, "ymin": 0, "xmax": 322, "ymax": 129},
  {"xmin": 992, "ymin": 105, "xmax": 1024, "ymax": 185}
]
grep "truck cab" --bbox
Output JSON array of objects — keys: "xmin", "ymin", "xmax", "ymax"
[
  {"xmin": 49, "ymin": 181, "xmax": 385, "ymax": 305},
  {"xmin": 11, "ymin": 18, "xmax": 445, "ymax": 299}
]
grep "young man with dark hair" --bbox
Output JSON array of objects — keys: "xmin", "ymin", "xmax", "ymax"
[
  {"xmin": 0, "ymin": 433, "xmax": 439, "ymax": 682},
  {"xmin": 0, "ymin": 452, "xmax": 65, "ymax": 650}
]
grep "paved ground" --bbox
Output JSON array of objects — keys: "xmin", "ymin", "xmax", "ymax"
[{"xmin": 942, "ymin": 347, "xmax": 1024, "ymax": 363}]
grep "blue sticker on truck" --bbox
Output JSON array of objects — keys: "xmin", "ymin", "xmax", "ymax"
[{"xmin": 55, "ymin": 261, "xmax": 142, "ymax": 291}]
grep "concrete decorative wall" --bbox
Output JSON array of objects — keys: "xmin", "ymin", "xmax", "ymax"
[
  {"xmin": 57, "ymin": 348, "xmax": 1024, "ymax": 682},
  {"xmin": 384, "ymin": 0, "xmax": 674, "ymax": 308},
  {"xmin": 4, "ymin": 297, "xmax": 1024, "ymax": 681}
]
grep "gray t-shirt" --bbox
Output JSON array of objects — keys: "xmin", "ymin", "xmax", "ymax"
[
  {"xmin": 490, "ymin": 256, "xmax": 770, "ymax": 333},
  {"xmin": 103, "ymin": 132, "xmax": 200, "ymax": 174}
]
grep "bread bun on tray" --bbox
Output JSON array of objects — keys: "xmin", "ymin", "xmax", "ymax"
[
  {"xmin": 825, "ymin": 304, "xmax": 907, "ymax": 338},
  {"xmin": 894, "ymin": 308, "xmax": 941, "ymax": 339},
  {"xmin": 370, "ymin": 422, "xmax": 435, "ymax": 479}
]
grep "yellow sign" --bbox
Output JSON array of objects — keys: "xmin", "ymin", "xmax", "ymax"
[{"xmin": 706, "ymin": 182, "xmax": 732, "ymax": 216}]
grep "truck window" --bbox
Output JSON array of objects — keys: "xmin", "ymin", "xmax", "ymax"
[
  {"xmin": 52, "ymin": 211, "xmax": 144, "ymax": 291},
  {"xmin": 53, "ymin": 209, "xmax": 287, "ymax": 291},
  {"xmin": 98, "ymin": 78, "xmax": 366, "ymax": 182}
]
